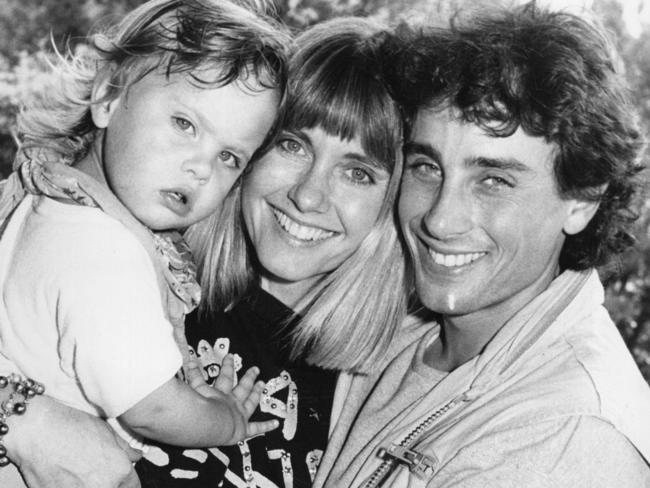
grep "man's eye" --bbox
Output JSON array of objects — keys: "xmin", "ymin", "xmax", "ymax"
[
  {"xmin": 407, "ymin": 159, "xmax": 442, "ymax": 178},
  {"xmin": 173, "ymin": 116, "xmax": 196, "ymax": 136},
  {"xmin": 483, "ymin": 175, "xmax": 514, "ymax": 189},
  {"xmin": 219, "ymin": 151, "xmax": 242, "ymax": 169}
]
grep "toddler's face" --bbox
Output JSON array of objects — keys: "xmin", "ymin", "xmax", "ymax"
[{"xmin": 93, "ymin": 69, "xmax": 279, "ymax": 231}]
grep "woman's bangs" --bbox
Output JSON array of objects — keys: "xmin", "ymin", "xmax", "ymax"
[
  {"xmin": 359, "ymin": 101, "xmax": 401, "ymax": 173},
  {"xmin": 286, "ymin": 73, "xmax": 359, "ymax": 136},
  {"xmin": 286, "ymin": 72, "xmax": 399, "ymax": 172}
]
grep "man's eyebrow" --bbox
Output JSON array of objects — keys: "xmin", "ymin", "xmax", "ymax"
[
  {"xmin": 470, "ymin": 156, "xmax": 531, "ymax": 172},
  {"xmin": 404, "ymin": 141, "xmax": 441, "ymax": 163},
  {"xmin": 405, "ymin": 142, "xmax": 532, "ymax": 174}
]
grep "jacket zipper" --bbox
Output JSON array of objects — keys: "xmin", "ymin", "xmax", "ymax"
[{"xmin": 362, "ymin": 393, "xmax": 469, "ymax": 488}]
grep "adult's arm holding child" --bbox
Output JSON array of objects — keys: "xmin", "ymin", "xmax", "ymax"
[{"xmin": 0, "ymin": 386, "xmax": 141, "ymax": 488}]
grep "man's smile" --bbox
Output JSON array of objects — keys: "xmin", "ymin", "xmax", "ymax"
[{"xmin": 427, "ymin": 248, "xmax": 486, "ymax": 268}]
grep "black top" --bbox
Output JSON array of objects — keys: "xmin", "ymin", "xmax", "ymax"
[{"xmin": 136, "ymin": 287, "xmax": 338, "ymax": 487}]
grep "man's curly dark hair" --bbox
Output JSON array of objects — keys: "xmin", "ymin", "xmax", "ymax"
[{"xmin": 382, "ymin": 2, "xmax": 646, "ymax": 270}]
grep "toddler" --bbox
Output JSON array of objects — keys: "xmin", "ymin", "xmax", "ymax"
[{"xmin": 0, "ymin": 0, "xmax": 289, "ymax": 455}]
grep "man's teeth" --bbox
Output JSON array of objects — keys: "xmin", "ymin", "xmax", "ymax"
[
  {"xmin": 273, "ymin": 209, "xmax": 335, "ymax": 241},
  {"xmin": 429, "ymin": 249, "xmax": 485, "ymax": 267}
]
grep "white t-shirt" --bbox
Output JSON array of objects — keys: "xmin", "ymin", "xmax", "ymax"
[{"xmin": 0, "ymin": 194, "xmax": 182, "ymax": 418}]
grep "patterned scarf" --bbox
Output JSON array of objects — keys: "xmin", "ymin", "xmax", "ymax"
[{"xmin": 0, "ymin": 144, "xmax": 201, "ymax": 368}]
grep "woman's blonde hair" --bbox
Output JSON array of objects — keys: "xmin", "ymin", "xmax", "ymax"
[
  {"xmin": 16, "ymin": 0, "xmax": 289, "ymax": 163},
  {"xmin": 187, "ymin": 17, "xmax": 408, "ymax": 374}
]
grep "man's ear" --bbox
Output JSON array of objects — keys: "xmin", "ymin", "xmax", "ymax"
[
  {"xmin": 563, "ymin": 186, "xmax": 607, "ymax": 235},
  {"xmin": 89, "ymin": 68, "xmax": 121, "ymax": 129}
]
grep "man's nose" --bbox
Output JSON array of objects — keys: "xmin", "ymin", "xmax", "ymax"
[{"xmin": 422, "ymin": 183, "xmax": 473, "ymax": 239}]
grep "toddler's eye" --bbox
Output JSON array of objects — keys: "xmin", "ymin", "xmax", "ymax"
[
  {"xmin": 219, "ymin": 151, "xmax": 241, "ymax": 169},
  {"xmin": 173, "ymin": 116, "xmax": 196, "ymax": 136}
]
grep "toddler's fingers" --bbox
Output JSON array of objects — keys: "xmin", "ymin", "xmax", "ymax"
[
  {"xmin": 214, "ymin": 354, "xmax": 235, "ymax": 393},
  {"xmin": 246, "ymin": 419, "xmax": 279, "ymax": 438},
  {"xmin": 232, "ymin": 366, "xmax": 260, "ymax": 403},
  {"xmin": 184, "ymin": 358, "xmax": 206, "ymax": 390},
  {"xmin": 242, "ymin": 380, "xmax": 265, "ymax": 417}
]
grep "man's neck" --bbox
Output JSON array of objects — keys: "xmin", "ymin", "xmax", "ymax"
[
  {"xmin": 423, "ymin": 312, "xmax": 504, "ymax": 372},
  {"xmin": 423, "ymin": 266, "xmax": 561, "ymax": 372}
]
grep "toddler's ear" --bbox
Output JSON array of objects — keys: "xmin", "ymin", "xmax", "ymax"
[{"xmin": 90, "ymin": 67, "xmax": 121, "ymax": 129}]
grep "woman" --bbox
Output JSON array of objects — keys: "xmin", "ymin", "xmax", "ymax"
[
  {"xmin": 135, "ymin": 16, "xmax": 407, "ymax": 487},
  {"xmin": 0, "ymin": 16, "xmax": 408, "ymax": 488}
]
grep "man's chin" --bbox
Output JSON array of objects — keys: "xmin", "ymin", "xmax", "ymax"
[{"xmin": 415, "ymin": 286, "xmax": 469, "ymax": 316}]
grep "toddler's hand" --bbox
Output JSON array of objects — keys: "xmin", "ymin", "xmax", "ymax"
[{"xmin": 192, "ymin": 354, "xmax": 278, "ymax": 445}]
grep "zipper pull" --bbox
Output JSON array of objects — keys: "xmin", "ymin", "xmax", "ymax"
[{"xmin": 377, "ymin": 444, "xmax": 438, "ymax": 480}]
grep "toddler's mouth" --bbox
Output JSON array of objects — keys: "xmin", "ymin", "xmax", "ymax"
[
  {"xmin": 167, "ymin": 191, "xmax": 187, "ymax": 205},
  {"xmin": 161, "ymin": 189, "xmax": 191, "ymax": 216}
]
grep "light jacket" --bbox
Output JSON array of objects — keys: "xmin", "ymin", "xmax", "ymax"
[{"xmin": 315, "ymin": 270, "xmax": 650, "ymax": 487}]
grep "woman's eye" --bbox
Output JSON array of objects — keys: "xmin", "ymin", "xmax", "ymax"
[
  {"xmin": 278, "ymin": 138, "xmax": 306, "ymax": 156},
  {"xmin": 173, "ymin": 116, "xmax": 196, "ymax": 136},
  {"xmin": 219, "ymin": 151, "xmax": 242, "ymax": 169},
  {"xmin": 345, "ymin": 167, "xmax": 373, "ymax": 185}
]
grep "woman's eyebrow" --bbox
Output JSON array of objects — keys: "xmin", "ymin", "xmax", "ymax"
[
  {"xmin": 288, "ymin": 128, "xmax": 311, "ymax": 141},
  {"xmin": 345, "ymin": 152, "xmax": 383, "ymax": 169}
]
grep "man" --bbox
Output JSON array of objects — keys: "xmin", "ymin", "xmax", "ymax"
[{"xmin": 314, "ymin": 3, "xmax": 650, "ymax": 487}]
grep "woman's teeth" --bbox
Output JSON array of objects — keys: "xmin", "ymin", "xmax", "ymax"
[{"xmin": 273, "ymin": 209, "xmax": 335, "ymax": 241}]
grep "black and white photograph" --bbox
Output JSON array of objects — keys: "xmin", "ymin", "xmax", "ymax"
[{"xmin": 0, "ymin": 0, "xmax": 648, "ymax": 486}]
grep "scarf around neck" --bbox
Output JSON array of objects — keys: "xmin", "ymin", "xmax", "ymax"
[{"xmin": 0, "ymin": 144, "xmax": 201, "ymax": 368}]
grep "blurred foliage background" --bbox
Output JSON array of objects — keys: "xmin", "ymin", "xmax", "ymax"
[{"xmin": 1, "ymin": 0, "xmax": 649, "ymax": 381}]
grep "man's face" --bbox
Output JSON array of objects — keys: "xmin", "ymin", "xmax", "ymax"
[{"xmin": 399, "ymin": 107, "xmax": 595, "ymax": 329}]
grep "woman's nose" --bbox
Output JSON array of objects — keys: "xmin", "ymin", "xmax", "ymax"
[{"xmin": 287, "ymin": 168, "xmax": 331, "ymax": 213}]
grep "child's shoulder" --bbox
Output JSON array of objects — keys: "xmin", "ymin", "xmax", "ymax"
[
  {"xmin": 26, "ymin": 195, "xmax": 153, "ymax": 267},
  {"xmin": 2, "ymin": 195, "xmax": 161, "ymax": 300}
]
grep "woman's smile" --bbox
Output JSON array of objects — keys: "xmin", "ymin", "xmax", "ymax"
[{"xmin": 271, "ymin": 207, "xmax": 338, "ymax": 243}]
